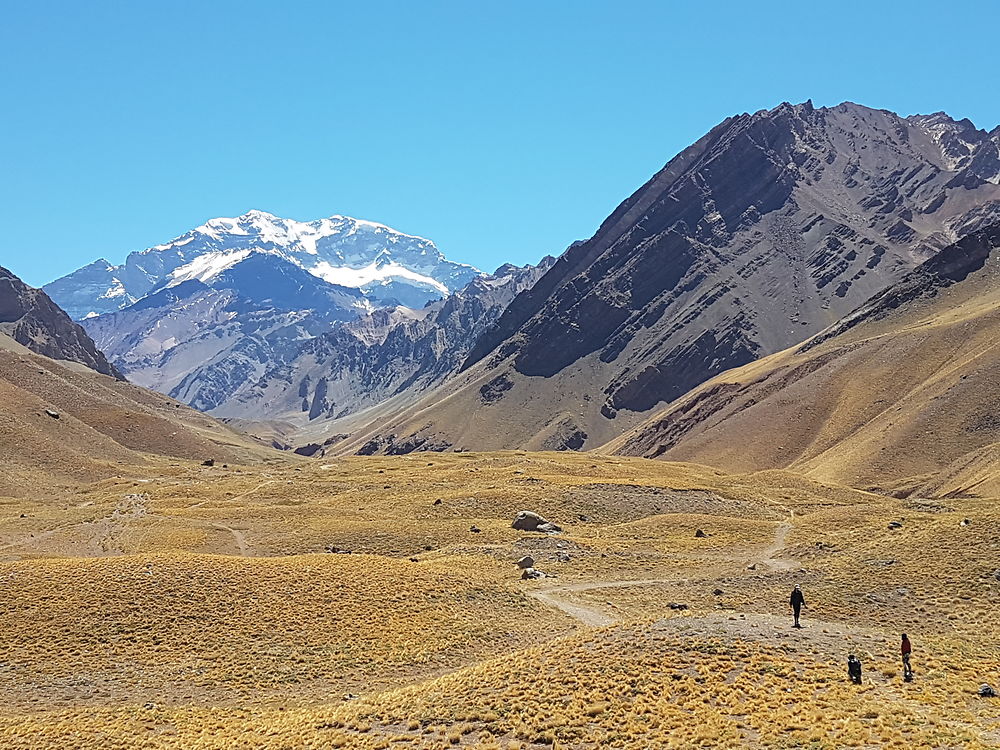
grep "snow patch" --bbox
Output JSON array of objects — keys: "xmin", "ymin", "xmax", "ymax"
[
  {"xmin": 311, "ymin": 260, "xmax": 449, "ymax": 294},
  {"xmin": 99, "ymin": 279, "xmax": 128, "ymax": 299},
  {"xmin": 168, "ymin": 249, "xmax": 254, "ymax": 285}
]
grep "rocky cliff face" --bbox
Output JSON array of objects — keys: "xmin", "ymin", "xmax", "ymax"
[
  {"xmin": 342, "ymin": 101, "xmax": 1000, "ymax": 455},
  {"xmin": 83, "ymin": 252, "xmax": 372, "ymax": 409},
  {"xmin": 0, "ymin": 266, "xmax": 121, "ymax": 379},
  {"xmin": 610, "ymin": 222, "xmax": 1000, "ymax": 496},
  {"xmin": 202, "ymin": 259, "xmax": 554, "ymax": 426}
]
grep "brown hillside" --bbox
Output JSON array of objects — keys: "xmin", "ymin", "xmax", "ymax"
[
  {"xmin": 0, "ymin": 339, "xmax": 276, "ymax": 496},
  {"xmin": 0, "ymin": 265, "xmax": 122, "ymax": 378},
  {"xmin": 611, "ymin": 223, "xmax": 1000, "ymax": 496}
]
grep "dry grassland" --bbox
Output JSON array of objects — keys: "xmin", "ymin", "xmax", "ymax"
[{"xmin": 0, "ymin": 451, "xmax": 996, "ymax": 748}]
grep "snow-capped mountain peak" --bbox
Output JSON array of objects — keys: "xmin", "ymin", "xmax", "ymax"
[{"xmin": 45, "ymin": 211, "xmax": 482, "ymax": 319}]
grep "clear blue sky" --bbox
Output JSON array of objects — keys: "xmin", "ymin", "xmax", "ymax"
[{"xmin": 2, "ymin": 0, "xmax": 998, "ymax": 287}]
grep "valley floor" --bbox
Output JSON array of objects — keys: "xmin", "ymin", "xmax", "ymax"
[{"xmin": 0, "ymin": 452, "xmax": 997, "ymax": 748}]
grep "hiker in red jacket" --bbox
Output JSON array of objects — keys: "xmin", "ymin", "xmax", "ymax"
[{"xmin": 901, "ymin": 634, "xmax": 913, "ymax": 681}]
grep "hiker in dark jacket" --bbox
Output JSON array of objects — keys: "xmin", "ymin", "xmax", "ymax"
[
  {"xmin": 847, "ymin": 654, "xmax": 862, "ymax": 684},
  {"xmin": 789, "ymin": 584, "xmax": 805, "ymax": 628},
  {"xmin": 901, "ymin": 634, "xmax": 913, "ymax": 681}
]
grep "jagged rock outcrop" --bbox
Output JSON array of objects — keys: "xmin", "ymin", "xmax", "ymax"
[
  {"xmin": 339, "ymin": 102, "xmax": 1000, "ymax": 455},
  {"xmin": 0, "ymin": 266, "xmax": 121, "ymax": 379}
]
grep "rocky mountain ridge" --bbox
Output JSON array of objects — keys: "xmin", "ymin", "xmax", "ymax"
[
  {"xmin": 210, "ymin": 258, "xmax": 555, "ymax": 429},
  {"xmin": 336, "ymin": 101, "xmax": 1000, "ymax": 455},
  {"xmin": 610, "ymin": 221, "xmax": 1000, "ymax": 497}
]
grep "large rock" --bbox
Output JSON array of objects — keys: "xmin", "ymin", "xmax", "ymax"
[{"xmin": 511, "ymin": 511, "xmax": 562, "ymax": 533}]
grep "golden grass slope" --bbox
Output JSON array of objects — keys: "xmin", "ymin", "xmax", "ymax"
[
  {"xmin": 0, "ymin": 452, "xmax": 998, "ymax": 748},
  {"xmin": 0, "ymin": 452, "xmax": 1000, "ymax": 750},
  {"xmin": 0, "ymin": 341, "xmax": 277, "ymax": 497},
  {"xmin": 611, "ymin": 224, "xmax": 1000, "ymax": 496}
]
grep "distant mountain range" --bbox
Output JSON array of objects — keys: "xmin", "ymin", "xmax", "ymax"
[
  {"xmin": 45, "ymin": 211, "xmax": 557, "ymax": 436},
  {"xmin": 83, "ymin": 257, "xmax": 552, "ymax": 435},
  {"xmin": 45, "ymin": 210, "xmax": 481, "ymax": 319}
]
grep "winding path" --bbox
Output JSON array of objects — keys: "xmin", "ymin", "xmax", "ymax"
[{"xmin": 528, "ymin": 512, "xmax": 797, "ymax": 628}]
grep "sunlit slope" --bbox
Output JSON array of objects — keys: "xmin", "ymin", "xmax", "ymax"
[
  {"xmin": 612, "ymin": 224, "xmax": 1000, "ymax": 496},
  {"xmin": 0, "ymin": 341, "xmax": 275, "ymax": 496},
  {"xmin": 0, "ymin": 453, "xmax": 996, "ymax": 748}
]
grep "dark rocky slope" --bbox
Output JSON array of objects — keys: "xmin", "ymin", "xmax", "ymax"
[
  {"xmin": 0, "ymin": 266, "xmax": 122, "ymax": 379},
  {"xmin": 609, "ymin": 223, "xmax": 1000, "ymax": 496}
]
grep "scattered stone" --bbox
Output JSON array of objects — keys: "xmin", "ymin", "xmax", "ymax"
[
  {"xmin": 202, "ymin": 459, "xmax": 215, "ymax": 467},
  {"xmin": 433, "ymin": 498, "xmax": 442, "ymax": 505},
  {"xmin": 342, "ymin": 693, "xmax": 359, "ymax": 701},
  {"xmin": 887, "ymin": 521, "xmax": 903, "ymax": 530},
  {"xmin": 694, "ymin": 529, "xmax": 707, "ymax": 538},
  {"xmin": 424, "ymin": 545, "xmax": 434, "ymax": 551},
  {"xmin": 668, "ymin": 602, "xmax": 689, "ymax": 611},
  {"xmin": 520, "ymin": 567, "xmax": 554, "ymax": 580},
  {"xmin": 44, "ymin": 409, "xmax": 60, "ymax": 420},
  {"xmin": 511, "ymin": 510, "xmax": 562, "ymax": 533},
  {"xmin": 469, "ymin": 525, "xmax": 482, "ymax": 533},
  {"xmin": 325, "ymin": 545, "xmax": 352, "ymax": 554},
  {"xmin": 578, "ymin": 514, "xmax": 591, "ymax": 522},
  {"xmin": 960, "ymin": 518, "xmax": 972, "ymax": 527},
  {"xmin": 713, "ymin": 588, "xmax": 724, "ymax": 596},
  {"xmin": 555, "ymin": 551, "xmax": 571, "ymax": 563},
  {"xmin": 143, "ymin": 702, "xmax": 157, "ymax": 710},
  {"xmin": 993, "ymin": 569, "xmax": 1000, "ymax": 582},
  {"xmin": 746, "ymin": 563, "xmax": 757, "ymax": 571},
  {"xmin": 979, "ymin": 684, "xmax": 997, "ymax": 698},
  {"xmin": 409, "ymin": 557, "xmax": 419, "ymax": 563},
  {"xmin": 515, "ymin": 556, "xmax": 535, "ymax": 569}
]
